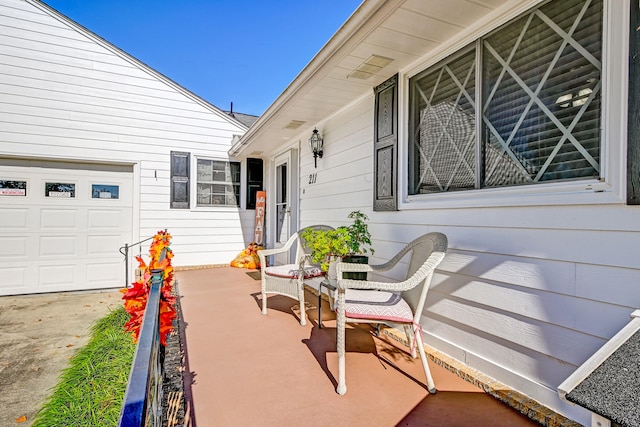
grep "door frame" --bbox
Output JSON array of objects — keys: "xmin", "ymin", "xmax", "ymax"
[{"xmin": 268, "ymin": 148, "xmax": 299, "ymax": 263}]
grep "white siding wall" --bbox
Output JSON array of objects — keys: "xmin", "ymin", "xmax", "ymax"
[
  {"xmin": 0, "ymin": 0, "xmax": 254, "ymax": 267},
  {"xmin": 295, "ymin": 95, "xmax": 640, "ymax": 425}
]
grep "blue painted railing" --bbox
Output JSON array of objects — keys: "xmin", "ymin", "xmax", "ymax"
[{"xmin": 118, "ymin": 261, "xmax": 165, "ymax": 426}]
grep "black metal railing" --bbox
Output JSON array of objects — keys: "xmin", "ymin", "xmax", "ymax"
[
  {"xmin": 119, "ymin": 231, "xmax": 167, "ymax": 288},
  {"xmin": 118, "ymin": 252, "xmax": 166, "ymax": 426}
]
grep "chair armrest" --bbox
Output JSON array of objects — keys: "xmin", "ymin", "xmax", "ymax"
[
  {"xmin": 336, "ymin": 252, "xmax": 445, "ymax": 292},
  {"xmin": 257, "ymin": 233, "xmax": 300, "ymax": 266},
  {"xmin": 259, "ymin": 247, "xmax": 290, "ymax": 257},
  {"xmin": 337, "ymin": 254, "xmax": 406, "ymax": 275},
  {"xmin": 336, "ymin": 261, "xmax": 388, "ymax": 274}
]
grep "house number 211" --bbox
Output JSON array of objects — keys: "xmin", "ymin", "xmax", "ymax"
[{"xmin": 308, "ymin": 173, "xmax": 317, "ymax": 184}]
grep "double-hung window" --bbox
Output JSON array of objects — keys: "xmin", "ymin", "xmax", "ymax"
[
  {"xmin": 408, "ymin": 0, "xmax": 602, "ymax": 195},
  {"xmin": 196, "ymin": 159, "xmax": 240, "ymax": 207}
]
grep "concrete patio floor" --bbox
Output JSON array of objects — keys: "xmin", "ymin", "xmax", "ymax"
[{"xmin": 176, "ymin": 267, "xmax": 545, "ymax": 427}]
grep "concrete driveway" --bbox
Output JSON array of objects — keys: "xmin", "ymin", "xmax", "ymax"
[{"xmin": 0, "ymin": 289, "xmax": 122, "ymax": 426}]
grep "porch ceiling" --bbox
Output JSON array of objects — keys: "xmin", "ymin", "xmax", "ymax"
[{"xmin": 230, "ymin": 0, "xmax": 511, "ymax": 157}]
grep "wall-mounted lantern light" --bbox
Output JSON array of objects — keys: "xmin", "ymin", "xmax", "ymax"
[{"xmin": 308, "ymin": 128, "xmax": 323, "ymax": 168}]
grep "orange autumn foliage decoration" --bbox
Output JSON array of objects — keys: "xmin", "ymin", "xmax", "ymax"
[
  {"xmin": 230, "ymin": 242, "xmax": 263, "ymax": 269},
  {"xmin": 121, "ymin": 230, "xmax": 176, "ymax": 346}
]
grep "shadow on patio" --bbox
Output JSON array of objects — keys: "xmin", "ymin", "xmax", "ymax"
[{"xmin": 176, "ymin": 267, "xmax": 541, "ymax": 427}]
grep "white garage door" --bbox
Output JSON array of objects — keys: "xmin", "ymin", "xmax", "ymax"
[{"xmin": 0, "ymin": 159, "xmax": 133, "ymax": 296}]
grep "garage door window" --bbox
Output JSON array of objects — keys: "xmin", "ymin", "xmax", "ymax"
[
  {"xmin": 92, "ymin": 184, "xmax": 119, "ymax": 199},
  {"xmin": 0, "ymin": 180, "xmax": 27, "ymax": 196},
  {"xmin": 45, "ymin": 182, "xmax": 75, "ymax": 198}
]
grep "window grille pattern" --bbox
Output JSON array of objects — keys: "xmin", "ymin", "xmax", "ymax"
[
  {"xmin": 196, "ymin": 159, "xmax": 240, "ymax": 206},
  {"xmin": 409, "ymin": 0, "xmax": 602, "ymax": 195},
  {"xmin": 410, "ymin": 51, "xmax": 477, "ymax": 193}
]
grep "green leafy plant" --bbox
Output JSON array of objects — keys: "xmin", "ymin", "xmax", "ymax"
[
  {"xmin": 301, "ymin": 227, "xmax": 350, "ymax": 271},
  {"xmin": 301, "ymin": 210, "xmax": 374, "ymax": 271},
  {"xmin": 345, "ymin": 210, "xmax": 374, "ymax": 256}
]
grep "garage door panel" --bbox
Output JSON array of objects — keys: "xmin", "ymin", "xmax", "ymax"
[
  {"xmin": 39, "ymin": 235, "xmax": 77, "ymax": 257},
  {"xmin": 2, "ymin": 267, "xmax": 27, "ymax": 291},
  {"xmin": 0, "ymin": 208, "xmax": 28, "ymax": 229},
  {"xmin": 87, "ymin": 235, "xmax": 123, "ymax": 256},
  {"xmin": 0, "ymin": 237, "xmax": 27, "ymax": 257},
  {"xmin": 40, "ymin": 208, "xmax": 78, "ymax": 229},
  {"xmin": 39, "ymin": 264, "xmax": 75, "ymax": 287},
  {"xmin": 87, "ymin": 262, "xmax": 123, "ymax": 287},
  {"xmin": 88, "ymin": 209, "xmax": 125, "ymax": 229}
]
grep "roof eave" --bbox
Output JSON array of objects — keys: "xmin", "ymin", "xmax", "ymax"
[{"xmin": 229, "ymin": 0, "xmax": 388, "ymax": 156}]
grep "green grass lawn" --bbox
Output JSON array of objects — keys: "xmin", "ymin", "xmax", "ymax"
[{"xmin": 32, "ymin": 306, "xmax": 135, "ymax": 427}]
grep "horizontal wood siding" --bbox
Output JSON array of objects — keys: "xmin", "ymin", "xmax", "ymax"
[
  {"xmin": 297, "ymin": 91, "xmax": 640, "ymax": 422},
  {"xmin": 300, "ymin": 99, "xmax": 373, "ymax": 217},
  {"xmin": 0, "ymin": 0, "xmax": 251, "ymax": 266}
]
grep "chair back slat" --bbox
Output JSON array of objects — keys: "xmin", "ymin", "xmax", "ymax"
[{"xmin": 401, "ymin": 232, "xmax": 448, "ymax": 318}]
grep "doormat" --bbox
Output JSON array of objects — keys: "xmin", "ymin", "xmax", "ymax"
[{"xmin": 246, "ymin": 271, "xmax": 261, "ymax": 281}]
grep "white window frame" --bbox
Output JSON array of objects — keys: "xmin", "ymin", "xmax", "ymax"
[
  {"xmin": 194, "ymin": 156, "xmax": 241, "ymax": 208},
  {"xmin": 398, "ymin": 0, "xmax": 628, "ymax": 210}
]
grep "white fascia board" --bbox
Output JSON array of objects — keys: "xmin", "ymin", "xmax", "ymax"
[
  {"xmin": 229, "ymin": 0, "xmax": 389, "ymax": 156},
  {"xmin": 558, "ymin": 310, "xmax": 640, "ymax": 401}
]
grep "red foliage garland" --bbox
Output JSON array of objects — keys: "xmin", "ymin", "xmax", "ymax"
[{"xmin": 121, "ymin": 230, "xmax": 176, "ymax": 346}]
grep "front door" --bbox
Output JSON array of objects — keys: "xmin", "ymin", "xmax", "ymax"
[{"xmin": 271, "ymin": 149, "xmax": 298, "ymax": 265}]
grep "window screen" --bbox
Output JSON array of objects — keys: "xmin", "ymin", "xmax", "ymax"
[
  {"xmin": 196, "ymin": 159, "xmax": 240, "ymax": 207},
  {"xmin": 409, "ymin": 49, "xmax": 477, "ymax": 194},
  {"xmin": 408, "ymin": 0, "xmax": 602, "ymax": 195}
]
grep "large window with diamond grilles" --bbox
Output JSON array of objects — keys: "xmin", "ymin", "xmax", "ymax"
[{"xmin": 408, "ymin": 0, "xmax": 602, "ymax": 195}]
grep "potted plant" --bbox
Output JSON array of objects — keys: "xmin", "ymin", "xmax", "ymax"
[
  {"xmin": 300, "ymin": 210, "xmax": 374, "ymax": 280},
  {"xmin": 341, "ymin": 210, "xmax": 374, "ymax": 280},
  {"xmin": 300, "ymin": 227, "xmax": 350, "ymax": 272}
]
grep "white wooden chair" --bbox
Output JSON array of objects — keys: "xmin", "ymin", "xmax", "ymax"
[
  {"xmin": 257, "ymin": 225, "xmax": 333, "ymax": 326},
  {"xmin": 334, "ymin": 232, "xmax": 448, "ymax": 394}
]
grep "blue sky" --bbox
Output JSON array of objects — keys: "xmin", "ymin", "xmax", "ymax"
[{"xmin": 41, "ymin": 1, "xmax": 363, "ymax": 116}]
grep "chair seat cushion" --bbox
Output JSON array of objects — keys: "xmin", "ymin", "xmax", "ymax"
[
  {"xmin": 343, "ymin": 289, "xmax": 413, "ymax": 323},
  {"xmin": 264, "ymin": 264, "xmax": 324, "ymax": 279}
]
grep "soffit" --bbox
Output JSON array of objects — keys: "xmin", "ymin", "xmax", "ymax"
[{"xmin": 230, "ymin": 0, "xmax": 511, "ymax": 157}]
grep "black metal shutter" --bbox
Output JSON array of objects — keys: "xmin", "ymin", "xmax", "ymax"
[
  {"xmin": 170, "ymin": 151, "xmax": 190, "ymax": 209},
  {"xmin": 246, "ymin": 158, "xmax": 264, "ymax": 209},
  {"xmin": 373, "ymin": 74, "xmax": 398, "ymax": 211}
]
